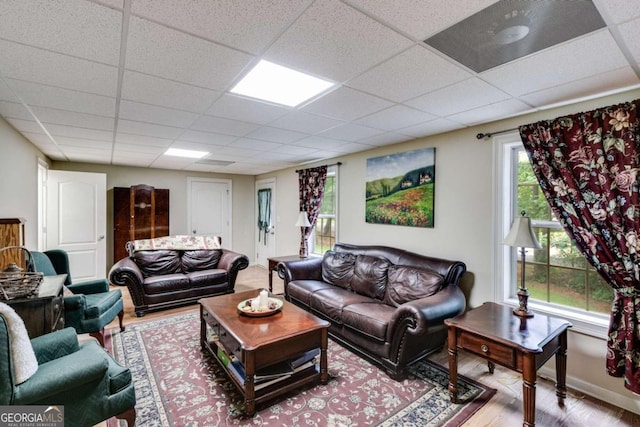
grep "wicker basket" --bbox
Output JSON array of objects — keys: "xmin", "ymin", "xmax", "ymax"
[{"xmin": 0, "ymin": 246, "xmax": 43, "ymax": 300}]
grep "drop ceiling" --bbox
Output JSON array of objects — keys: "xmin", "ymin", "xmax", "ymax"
[{"xmin": 0, "ymin": 0, "xmax": 639, "ymax": 175}]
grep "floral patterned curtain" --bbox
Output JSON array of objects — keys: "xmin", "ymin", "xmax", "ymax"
[
  {"xmin": 297, "ymin": 166, "xmax": 328, "ymax": 257},
  {"xmin": 519, "ymin": 99, "xmax": 640, "ymax": 393}
]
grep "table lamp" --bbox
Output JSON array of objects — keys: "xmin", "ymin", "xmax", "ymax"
[
  {"xmin": 503, "ymin": 210, "xmax": 542, "ymax": 317},
  {"xmin": 295, "ymin": 211, "xmax": 311, "ymax": 258}
]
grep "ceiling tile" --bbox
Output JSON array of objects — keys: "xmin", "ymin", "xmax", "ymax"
[
  {"xmin": 593, "ymin": 0, "xmax": 640, "ymax": 25},
  {"xmin": 265, "ymin": 0, "xmax": 413, "ymax": 82},
  {"xmin": 206, "ymin": 94, "xmax": 290, "ymax": 124},
  {"xmin": 345, "ymin": 0, "xmax": 499, "ymax": 40},
  {"xmin": 178, "ymin": 130, "xmax": 237, "ymax": 146},
  {"xmin": 617, "ymin": 16, "xmax": 640, "ymax": 62},
  {"xmin": 113, "ymin": 143, "xmax": 165, "ymax": 155},
  {"xmin": 521, "ymin": 67, "xmax": 640, "ymax": 107},
  {"xmin": 118, "ymin": 100, "xmax": 199, "ymax": 128},
  {"xmin": 121, "ymin": 71, "xmax": 220, "ymax": 113},
  {"xmin": 54, "ymin": 137, "xmax": 112, "ymax": 149},
  {"xmin": 117, "ymin": 119, "xmax": 184, "ymax": 139},
  {"xmin": 447, "ymin": 98, "xmax": 533, "ymax": 125},
  {"xmin": 245, "ymin": 126, "xmax": 306, "ymax": 143},
  {"xmin": 190, "ymin": 115, "xmax": 259, "ymax": 137},
  {"xmin": 482, "ymin": 30, "xmax": 630, "ymax": 97},
  {"xmin": 293, "ymin": 136, "xmax": 350, "ymax": 150},
  {"xmin": 355, "ymin": 105, "xmax": 436, "ymax": 131},
  {"xmin": 0, "ymin": 101, "xmax": 33, "ymax": 121},
  {"xmin": 269, "ymin": 111, "xmax": 344, "ymax": 134},
  {"xmin": 358, "ymin": 132, "xmax": 412, "ymax": 146},
  {"xmin": 0, "ymin": 79, "xmax": 20, "ymax": 102},
  {"xmin": 131, "ymin": 0, "xmax": 313, "ymax": 54},
  {"xmin": 324, "ymin": 141, "xmax": 373, "ymax": 154},
  {"xmin": 3, "ymin": 79, "xmax": 115, "ymax": 116},
  {"xmin": 0, "ymin": 0, "xmax": 122, "ymax": 65},
  {"xmin": 347, "ymin": 45, "xmax": 472, "ymax": 102},
  {"xmin": 0, "ymin": 40, "xmax": 118, "ymax": 97},
  {"xmin": 229, "ymin": 138, "xmax": 284, "ymax": 152},
  {"xmin": 115, "ymin": 133, "xmax": 173, "ymax": 147},
  {"xmin": 30, "ymin": 106, "xmax": 114, "ymax": 131},
  {"xmin": 125, "ymin": 16, "xmax": 253, "ymax": 90},
  {"xmin": 169, "ymin": 140, "xmax": 224, "ymax": 153},
  {"xmin": 406, "ymin": 78, "xmax": 511, "ymax": 116},
  {"xmin": 398, "ymin": 119, "xmax": 465, "ymax": 138},
  {"xmin": 44, "ymin": 124, "xmax": 113, "ymax": 142},
  {"xmin": 319, "ymin": 123, "xmax": 386, "ymax": 141},
  {"xmin": 302, "ymin": 87, "xmax": 393, "ymax": 121},
  {"xmin": 272, "ymin": 144, "xmax": 319, "ymax": 155},
  {"xmin": 6, "ymin": 118, "xmax": 44, "ymax": 133}
]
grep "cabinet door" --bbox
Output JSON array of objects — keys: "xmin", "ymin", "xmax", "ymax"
[{"xmin": 0, "ymin": 218, "xmax": 25, "ymax": 269}]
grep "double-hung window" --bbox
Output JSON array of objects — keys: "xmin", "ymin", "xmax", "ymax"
[
  {"xmin": 311, "ymin": 166, "xmax": 338, "ymax": 255},
  {"xmin": 498, "ymin": 136, "xmax": 611, "ymax": 335}
]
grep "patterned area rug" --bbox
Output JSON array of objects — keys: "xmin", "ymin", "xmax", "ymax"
[{"xmin": 106, "ymin": 312, "xmax": 495, "ymax": 426}]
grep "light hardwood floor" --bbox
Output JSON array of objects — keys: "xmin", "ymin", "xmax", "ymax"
[{"xmin": 103, "ymin": 266, "xmax": 639, "ymax": 426}]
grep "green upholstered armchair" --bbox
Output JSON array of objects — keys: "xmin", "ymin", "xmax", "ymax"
[
  {"xmin": 30, "ymin": 250, "xmax": 125, "ymax": 346},
  {"xmin": 0, "ymin": 315, "xmax": 136, "ymax": 426}
]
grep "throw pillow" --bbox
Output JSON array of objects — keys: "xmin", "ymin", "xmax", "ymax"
[
  {"xmin": 0, "ymin": 302, "xmax": 38, "ymax": 384},
  {"xmin": 133, "ymin": 250, "xmax": 182, "ymax": 278},
  {"xmin": 385, "ymin": 265, "xmax": 445, "ymax": 306},
  {"xmin": 321, "ymin": 251, "xmax": 356, "ymax": 289},
  {"xmin": 181, "ymin": 250, "xmax": 222, "ymax": 272},
  {"xmin": 350, "ymin": 255, "xmax": 389, "ymax": 300}
]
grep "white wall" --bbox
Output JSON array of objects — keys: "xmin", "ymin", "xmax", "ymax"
[{"xmin": 259, "ymin": 87, "xmax": 640, "ymax": 414}]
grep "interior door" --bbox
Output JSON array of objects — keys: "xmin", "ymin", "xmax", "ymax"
[
  {"xmin": 188, "ymin": 178, "xmax": 231, "ymax": 247},
  {"xmin": 45, "ymin": 170, "xmax": 107, "ymax": 281},
  {"xmin": 255, "ymin": 178, "xmax": 276, "ymax": 268}
]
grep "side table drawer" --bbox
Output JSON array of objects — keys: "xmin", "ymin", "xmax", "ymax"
[
  {"xmin": 459, "ymin": 333, "xmax": 515, "ymax": 369},
  {"xmin": 218, "ymin": 327, "xmax": 243, "ymax": 362}
]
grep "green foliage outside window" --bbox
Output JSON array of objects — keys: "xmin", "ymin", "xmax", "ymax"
[{"xmin": 313, "ymin": 174, "xmax": 336, "ymax": 254}]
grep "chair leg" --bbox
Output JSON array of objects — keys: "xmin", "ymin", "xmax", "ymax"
[
  {"xmin": 115, "ymin": 407, "xmax": 136, "ymax": 426},
  {"xmin": 90, "ymin": 329, "xmax": 105, "ymax": 347},
  {"xmin": 118, "ymin": 308, "xmax": 126, "ymax": 332}
]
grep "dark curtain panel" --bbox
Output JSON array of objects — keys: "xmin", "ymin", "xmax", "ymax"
[
  {"xmin": 257, "ymin": 189, "xmax": 271, "ymax": 245},
  {"xmin": 519, "ymin": 99, "xmax": 640, "ymax": 392},
  {"xmin": 297, "ymin": 166, "xmax": 328, "ymax": 257}
]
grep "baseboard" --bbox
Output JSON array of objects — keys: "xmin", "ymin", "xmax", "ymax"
[{"xmin": 538, "ymin": 366, "xmax": 640, "ymax": 415}]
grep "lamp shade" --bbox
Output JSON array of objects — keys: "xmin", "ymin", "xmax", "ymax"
[
  {"xmin": 295, "ymin": 211, "xmax": 311, "ymax": 227},
  {"xmin": 503, "ymin": 212, "xmax": 542, "ymax": 249}
]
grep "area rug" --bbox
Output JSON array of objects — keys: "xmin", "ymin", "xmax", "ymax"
[{"xmin": 106, "ymin": 312, "xmax": 495, "ymax": 426}]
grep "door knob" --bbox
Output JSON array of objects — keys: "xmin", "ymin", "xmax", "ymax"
[
  {"xmin": 192, "ymin": 230, "xmax": 197, "ymax": 234},
  {"xmin": 98, "ymin": 235, "xmax": 105, "ymax": 241}
]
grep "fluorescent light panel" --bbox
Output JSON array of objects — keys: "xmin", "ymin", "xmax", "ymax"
[
  {"xmin": 230, "ymin": 60, "xmax": 334, "ymax": 107},
  {"xmin": 164, "ymin": 148, "xmax": 208, "ymax": 158}
]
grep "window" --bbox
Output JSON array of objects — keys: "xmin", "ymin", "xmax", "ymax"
[
  {"xmin": 311, "ymin": 166, "xmax": 338, "ymax": 255},
  {"xmin": 499, "ymin": 136, "xmax": 610, "ymax": 334}
]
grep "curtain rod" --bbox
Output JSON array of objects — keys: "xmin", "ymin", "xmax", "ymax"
[
  {"xmin": 476, "ymin": 127, "xmax": 519, "ymax": 140},
  {"xmin": 295, "ymin": 161, "xmax": 342, "ymax": 173}
]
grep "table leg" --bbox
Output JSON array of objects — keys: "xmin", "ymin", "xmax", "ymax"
[
  {"xmin": 244, "ymin": 351, "xmax": 256, "ymax": 416},
  {"xmin": 447, "ymin": 327, "xmax": 459, "ymax": 403},
  {"xmin": 319, "ymin": 328, "xmax": 329, "ymax": 384},
  {"xmin": 522, "ymin": 354, "xmax": 537, "ymax": 427},
  {"xmin": 199, "ymin": 305, "xmax": 206, "ymax": 350},
  {"xmin": 555, "ymin": 330, "xmax": 568, "ymax": 405}
]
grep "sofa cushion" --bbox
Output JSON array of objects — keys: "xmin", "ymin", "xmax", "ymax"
[
  {"xmin": 186, "ymin": 269, "xmax": 227, "ymax": 287},
  {"xmin": 350, "ymin": 255, "xmax": 389, "ymax": 300},
  {"xmin": 309, "ymin": 288, "xmax": 373, "ymax": 324},
  {"xmin": 321, "ymin": 251, "xmax": 356, "ymax": 289},
  {"xmin": 134, "ymin": 250, "xmax": 181, "ymax": 278},
  {"xmin": 342, "ymin": 302, "xmax": 395, "ymax": 342},
  {"xmin": 181, "ymin": 250, "xmax": 221, "ymax": 272},
  {"xmin": 287, "ymin": 280, "xmax": 335, "ymax": 305},
  {"xmin": 384, "ymin": 265, "xmax": 445, "ymax": 307},
  {"xmin": 143, "ymin": 274, "xmax": 190, "ymax": 294}
]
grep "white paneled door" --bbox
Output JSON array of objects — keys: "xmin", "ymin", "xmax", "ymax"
[
  {"xmin": 255, "ymin": 178, "xmax": 276, "ymax": 268},
  {"xmin": 45, "ymin": 170, "xmax": 106, "ymax": 281},
  {"xmin": 188, "ymin": 178, "xmax": 231, "ymax": 248}
]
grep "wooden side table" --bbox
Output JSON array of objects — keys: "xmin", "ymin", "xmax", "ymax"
[
  {"xmin": 445, "ymin": 302, "xmax": 572, "ymax": 427},
  {"xmin": 267, "ymin": 255, "xmax": 303, "ymax": 292}
]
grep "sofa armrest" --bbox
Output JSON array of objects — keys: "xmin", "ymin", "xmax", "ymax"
[
  {"xmin": 109, "ymin": 257, "xmax": 144, "ymax": 286},
  {"xmin": 277, "ymin": 257, "xmax": 323, "ymax": 284},
  {"xmin": 67, "ymin": 278, "xmax": 110, "ymax": 294},
  {"xmin": 217, "ymin": 249, "xmax": 249, "ymax": 289},
  {"xmin": 30, "ymin": 328, "xmax": 80, "ymax": 364},
  {"xmin": 387, "ymin": 285, "xmax": 466, "ymax": 341}
]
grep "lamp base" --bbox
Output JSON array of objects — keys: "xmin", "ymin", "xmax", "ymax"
[{"xmin": 513, "ymin": 288, "xmax": 534, "ymax": 318}]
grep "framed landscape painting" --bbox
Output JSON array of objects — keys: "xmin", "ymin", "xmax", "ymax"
[{"xmin": 365, "ymin": 148, "xmax": 435, "ymax": 228}]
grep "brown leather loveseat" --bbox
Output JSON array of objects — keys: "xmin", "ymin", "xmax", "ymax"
[
  {"xmin": 109, "ymin": 248, "xmax": 249, "ymax": 317},
  {"xmin": 277, "ymin": 242, "xmax": 466, "ymax": 379}
]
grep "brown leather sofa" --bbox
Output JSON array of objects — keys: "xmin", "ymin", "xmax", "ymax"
[
  {"xmin": 277, "ymin": 243, "xmax": 466, "ymax": 379},
  {"xmin": 109, "ymin": 249, "xmax": 249, "ymax": 317}
]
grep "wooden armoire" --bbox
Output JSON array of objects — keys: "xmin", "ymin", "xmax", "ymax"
[
  {"xmin": 0, "ymin": 218, "xmax": 26, "ymax": 270},
  {"xmin": 113, "ymin": 185, "xmax": 169, "ymax": 262}
]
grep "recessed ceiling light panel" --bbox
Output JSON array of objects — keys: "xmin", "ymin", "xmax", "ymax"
[
  {"xmin": 424, "ymin": 0, "xmax": 606, "ymax": 72},
  {"xmin": 230, "ymin": 60, "xmax": 335, "ymax": 107},
  {"xmin": 164, "ymin": 148, "xmax": 208, "ymax": 159}
]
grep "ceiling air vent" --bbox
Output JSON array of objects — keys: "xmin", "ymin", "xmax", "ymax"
[{"xmin": 423, "ymin": 0, "xmax": 606, "ymax": 73}]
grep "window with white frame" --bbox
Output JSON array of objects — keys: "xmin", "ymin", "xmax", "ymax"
[
  {"xmin": 500, "ymin": 137, "xmax": 612, "ymax": 329},
  {"xmin": 311, "ymin": 166, "xmax": 337, "ymax": 255}
]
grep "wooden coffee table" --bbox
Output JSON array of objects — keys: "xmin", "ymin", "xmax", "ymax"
[
  {"xmin": 445, "ymin": 302, "xmax": 572, "ymax": 427},
  {"xmin": 199, "ymin": 290, "xmax": 330, "ymax": 415}
]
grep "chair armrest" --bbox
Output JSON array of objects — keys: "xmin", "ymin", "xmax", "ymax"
[
  {"xmin": 63, "ymin": 294, "xmax": 87, "ymax": 311},
  {"xmin": 277, "ymin": 257, "xmax": 323, "ymax": 284},
  {"xmin": 218, "ymin": 249, "xmax": 249, "ymax": 289},
  {"xmin": 30, "ymin": 328, "xmax": 80, "ymax": 364},
  {"xmin": 14, "ymin": 343, "xmax": 108, "ymax": 404},
  {"xmin": 387, "ymin": 285, "xmax": 466, "ymax": 340},
  {"xmin": 67, "ymin": 279, "xmax": 109, "ymax": 294}
]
